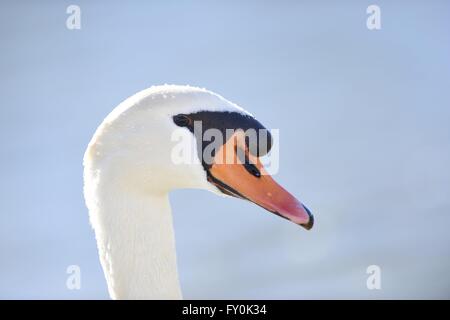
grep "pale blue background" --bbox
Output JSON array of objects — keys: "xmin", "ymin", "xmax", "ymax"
[{"xmin": 1, "ymin": 0, "xmax": 449, "ymax": 299}]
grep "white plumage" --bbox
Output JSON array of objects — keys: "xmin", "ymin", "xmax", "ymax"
[{"xmin": 83, "ymin": 85, "xmax": 249, "ymax": 299}]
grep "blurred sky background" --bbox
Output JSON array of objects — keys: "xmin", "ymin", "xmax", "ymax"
[{"xmin": 1, "ymin": 0, "xmax": 449, "ymax": 299}]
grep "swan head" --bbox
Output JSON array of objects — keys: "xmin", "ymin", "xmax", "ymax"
[{"xmin": 85, "ymin": 85, "xmax": 313, "ymax": 230}]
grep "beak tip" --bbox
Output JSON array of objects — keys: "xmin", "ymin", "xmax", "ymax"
[
  {"xmin": 300, "ymin": 204, "xmax": 314, "ymax": 230},
  {"xmin": 301, "ymin": 213, "xmax": 314, "ymax": 230},
  {"xmin": 278, "ymin": 203, "xmax": 314, "ymax": 230}
]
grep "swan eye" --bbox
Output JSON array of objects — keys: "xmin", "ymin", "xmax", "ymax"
[
  {"xmin": 173, "ymin": 114, "xmax": 191, "ymax": 127},
  {"xmin": 244, "ymin": 162, "xmax": 261, "ymax": 178}
]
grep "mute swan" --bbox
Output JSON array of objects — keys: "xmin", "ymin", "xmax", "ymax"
[{"xmin": 83, "ymin": 85, "xmax": 313, "ymax": 299}]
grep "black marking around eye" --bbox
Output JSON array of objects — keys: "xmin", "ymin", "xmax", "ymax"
[
  {"xmin": 172, "ymin": 110, "xmax": 272, "ymax": 196},
  {"xmin": 172, "ymin": 114, "xmax": 191, "ymax": 127},
  {"xmin": 172, "ymin": 111, "xmax": 273, "ymax": 166}
]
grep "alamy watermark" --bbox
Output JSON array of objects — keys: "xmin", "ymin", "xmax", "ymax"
[
  {"xmin": 171, "ymin": 122, "xmax": 280, "ymax": 175},
  {"xmin": 66, "ymin": 5, "xmax": 81, "ymax": 30},
  {"xmin": 366, "ymin": 265, "xmax": 381, "ymax": 290},
  {"xmin": 66, "ymin": 265, "xmax": 81, "ymax": 290},
  {"xmin": 366, "ymin": 5, "xmax": 381, "ymax": 30}
]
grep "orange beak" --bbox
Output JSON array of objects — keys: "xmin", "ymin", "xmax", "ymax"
[{"xmin": 207, "ymin": 131, "xmax": 314, "ymax": 230}]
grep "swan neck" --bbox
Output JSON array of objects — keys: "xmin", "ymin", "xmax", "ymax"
[{"xmin": 94, "ymin": 186, "xmax": 182, "ymax": 299}]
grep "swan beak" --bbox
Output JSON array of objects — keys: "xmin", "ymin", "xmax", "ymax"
[
  {"xmin": 240, "ymin": 174, "xmax": 314, "ymax": 230},
  {"xmin": 207, "ymin": 135, "xmax": 314, "ymax": 230},
  {"xmin": 209, "ymin": 164, "xmax": 314, "ymax": 230}
]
